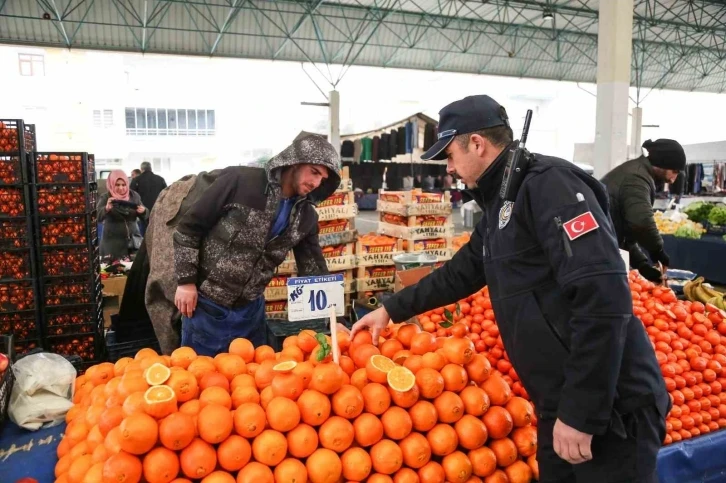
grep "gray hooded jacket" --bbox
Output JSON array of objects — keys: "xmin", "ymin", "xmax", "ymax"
[{"xmin": 172, "ymin": 133, "xmax": 341, "ymax": 308}]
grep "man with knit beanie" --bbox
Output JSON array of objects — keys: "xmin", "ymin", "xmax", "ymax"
[{"xmin": 601, "ymin": 139, "xmax": 687, "ymax": 282}]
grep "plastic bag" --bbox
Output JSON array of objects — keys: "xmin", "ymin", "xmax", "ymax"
[{"xmin": 8, "ymin": 352, "xmax": 77, "ymax": 430}]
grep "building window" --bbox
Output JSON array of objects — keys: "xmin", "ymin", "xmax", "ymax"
[
  {"xmin": 93, "ymin": 109, "xmax": 114, "ymax": 128},
  {"xmin": 18, "ymin": 54, "xmax": 45, "ymax": 76},
  {"xmin": 124, "ymin": 108, "xmax": 215, "ymax": 136}
]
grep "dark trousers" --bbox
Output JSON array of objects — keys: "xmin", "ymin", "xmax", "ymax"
[
  {"xmin": 181, "ymin": 295, "xmax": 266, "ymax": 356},
  {"xmin": 537, "ymin": 405, "xmax": 666, "ymax": 483}
]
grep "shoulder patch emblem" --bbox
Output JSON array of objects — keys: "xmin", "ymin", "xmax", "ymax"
[{"xmin": 499, "ymin": 201, "xmax": 514, "ymax": 230}]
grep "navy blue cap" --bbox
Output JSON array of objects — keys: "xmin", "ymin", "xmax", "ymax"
[{"xmin": 422, "ymin": 95, "xmax": 510, "ymax": 161}]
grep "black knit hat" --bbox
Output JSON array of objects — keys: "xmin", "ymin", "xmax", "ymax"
[{"xmin": 642, "ymin": 139, "xmax": 686, "ymax": 171}]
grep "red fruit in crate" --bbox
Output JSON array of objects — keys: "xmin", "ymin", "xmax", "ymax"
[
  {"xmin": 0, "ymin": 353, "xmax": 8, "ymax": 372},
  {"xmin": 14, "ymin": 478, "xmax": 39, "ymax": 483}
]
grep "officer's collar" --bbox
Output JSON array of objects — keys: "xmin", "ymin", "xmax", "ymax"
[{"xmin": 468, "ymin": 143, "xmax": 514, "ymax": 204}]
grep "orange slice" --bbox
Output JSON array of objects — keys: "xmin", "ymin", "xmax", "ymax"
[
  {"xmin": 272, "ymin": 360, "xmax": 298, "ymax": 373},
  {"xmin": 144, "ymin": 362, "xmax": 171, "ymax": 386},
  {"xmin": 387, "ymin": 366, "xmax": 416, "ymax": 392},
  {"xmin": 366, "ymin": 354, "xmax": 396, "ymax": 384},
  {"xmin": 143, "ymin": 385, "xmax": 177, "ymax": 419}
]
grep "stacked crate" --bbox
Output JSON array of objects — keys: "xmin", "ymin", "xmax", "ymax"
[
  {"xmin": 377, "ymin": 189, "xmax": 454, "ymax": 265},
  {"xmin": 33, "ymin": 152, "xmax": 102, "ymax": 368},
  {"xmin": 0, "ymin": 120, "xmax": 43, "ymax": 356},
  {"xmin": 356, "ymin": 235, "xmax": 404, "ymax": 299},
  {"xmin": 318, "ymin": 167, "xmax": 357, "ymax": 248}
]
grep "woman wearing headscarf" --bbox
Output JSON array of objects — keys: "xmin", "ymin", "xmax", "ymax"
[{"xmin": 97, "ymin": 169, "xmax": 148, "ymax": 260}]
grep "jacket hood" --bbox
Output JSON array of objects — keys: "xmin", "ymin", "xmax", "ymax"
[{"xmin": 265, "ymin": 131, "xmax": 342, "ymax": 203}]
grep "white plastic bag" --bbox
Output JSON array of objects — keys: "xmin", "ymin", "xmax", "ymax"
[{"xmin": 8, "ymin": 352, "xmax": 77, "ymax": 430}]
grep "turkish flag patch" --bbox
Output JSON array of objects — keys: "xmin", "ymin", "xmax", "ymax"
[{"xmin": 562, "ymin": 211, "xmax": 599, "ymax": 241}]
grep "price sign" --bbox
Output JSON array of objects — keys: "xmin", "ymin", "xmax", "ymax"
[{"xmin": 287, "ymin": 274, "xmax": 345, "ymax": 322}]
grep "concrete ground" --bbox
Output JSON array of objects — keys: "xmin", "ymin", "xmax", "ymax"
[{"xmin": 355, "ymin": 208, "xmax": 468, "ymax": 236}]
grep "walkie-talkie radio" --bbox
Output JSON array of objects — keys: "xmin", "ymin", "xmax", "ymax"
[{"xmin": 499, "ymin": 109, "xmax": 533, "ymax": 202}]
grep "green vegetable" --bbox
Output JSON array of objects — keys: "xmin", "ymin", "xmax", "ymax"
[
  {"xmin": 674, "ymin": 225, "xmax": 702, "ymax": 239},
  {"xmin": 707, "ymin": 206, "xmax": 726, "ymax": 226},
  {"xmin": 683, "ymin": 202, "xmax": 716, "ymax": 224}
]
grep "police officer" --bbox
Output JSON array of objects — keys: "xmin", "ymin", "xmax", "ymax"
[
  {"xmin": 351, "ymin": 95, "xmax": 670, "ymax": 483},
  {"xmin": 601, "ymin": 139, "xmax": 687, "ymax": 283}
]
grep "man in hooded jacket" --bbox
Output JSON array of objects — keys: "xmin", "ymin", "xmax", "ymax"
[
  {"xmin": 171, "ymin": 132, "xmax": 341, "ymax": 355},
  {"xmin": 601, "ymin": 139, "xmax": 686, "ymax": 283}
]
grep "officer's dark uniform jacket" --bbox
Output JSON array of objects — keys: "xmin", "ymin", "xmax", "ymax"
[{"xmin": 384, "ymin": 146, "xmax": 670, "ymax": 436}]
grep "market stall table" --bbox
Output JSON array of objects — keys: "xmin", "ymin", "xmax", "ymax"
[{"xmin": 662, "ymin": 234, "xmax": 726, "ymax": 285}]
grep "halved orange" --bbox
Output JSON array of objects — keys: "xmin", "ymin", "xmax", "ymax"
[
  {"xmin": 144, "ymin": 363, "xmax": 171, "ymax": 386},
  {"xmin": 143, "ymin": 385, "xmax": 177, "ymax": 419},
  {"xmin": 366, "ymin": 354, "xmax": 396, "ymax": 384},
  {"xmin": 272, "ymin": 360, "xmax": 298, "ymax": 373},
  {"xmin": 387, "ymin": 366, "xmax": 416, "ymax": 392}
]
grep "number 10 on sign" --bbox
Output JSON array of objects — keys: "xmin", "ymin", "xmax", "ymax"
[{"xmin": 287, "ymin": 274, "xmax": 345, "ymax": 322}]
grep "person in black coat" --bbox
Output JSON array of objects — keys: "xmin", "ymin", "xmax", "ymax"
[
  {"xmin": 600, "ymin": 139, "xmax": 686, "ymax": 283},
  {"xmin": 130, "ymin": 162, "xmax": 167, "ymax": 234},
  {"xmin": 351, "ymin": 95, "xmax": 669, "ymax": 483}
]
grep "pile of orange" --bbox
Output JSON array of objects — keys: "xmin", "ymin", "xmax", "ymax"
[{"xmin": 54, "ymin": 326, "xmax": 538, "ymax": 483}]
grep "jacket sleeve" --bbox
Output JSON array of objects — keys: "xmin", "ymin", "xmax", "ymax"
[
  {"xmin": 620, "ymin": 177, "xmax": 664, "ymax": 256},
  {"xmin": 130, "ymin": 177, "xmax": 139, "ymax": 193},
  {"xmin": 131, "ymin": 191, "xmax": 149, "ymax": 221},
  {"xmin": 525, "ymin": 168, "xmax": 633, "ymax": 435},
  {"xmin": 173, "ymin": 172, "xmax": 239, "ymax": 285},
  {"xmin": 383, "ymin": 222, "xmax": 487, "ymax": 323},
  {"xmin": 293, "ymin": 212, "xmax": 329, "ymax": 276}
]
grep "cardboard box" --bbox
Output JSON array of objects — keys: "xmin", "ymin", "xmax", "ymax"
[
  {"xmin": 394, "ymin": 266, "xmax": 434, "ymax": 293},
  {"xmin": 102, "ymin": 275, "xmax": 127, "ymax": 308}
]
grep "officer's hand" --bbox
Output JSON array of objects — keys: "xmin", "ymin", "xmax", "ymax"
[
  {"xmin": 553, "ymin": 418, "xmax": 593, "ymax": 464},
  {"xmin": 175, "ymin": 284, "xmax": 198, "ymax": 318},
  {"xmin": 638, "ymin": 264, "xmax": 663, "ymax": 283},
  {"xmin": 651, "ymin": 249, "xmax": 670, "ymax": 268},
  {"xmin": 350, "ymin": 307, "xmax": 390, "ymax": 346}
]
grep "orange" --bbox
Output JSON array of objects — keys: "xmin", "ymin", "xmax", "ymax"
[
  {"xmin": 351, "ymin": 343, "xmax": 381, "ymax": 369},
  {"xmin": 468, "ymin": 446, "xmax": 497, "ymax": 477},
  {"xmin": 443, "ymin": 337, "xmax": 475, "ymax": 365},
  {"xmin": 214, "ymin": 354, "xmax": 246, "ymax": 381},
  {"xmin": 159, "ymin": 412, "xmax": 195, "ymax": 451},
  {"xmin": 228, "ymin": 338, "xmax": 255, "ymax": 363},
  {"xmin": 309, "ymin": 363, "xmax": 345, "ymax": 395},
  {"xmin": 399, "ymin": 432, "xmax": 432, "ymax": 469},
  {"xmin": 266, "ymin": 397, "xmax": 301, "ymax": 432},
  {"xmin": 69, "ymin": 440, "xmax": 91, "ymax": 461},
  {"xmin": 254, "ymin": 359, "xmax": 277, "ymax": 390},
  {"xmin": 416, "ymin": 368, "xmax": 445, "ymax": 399},
  {"xmin": 367, "ymin": 355, "xmax": 397, "ymax": 383},
  {"xmin": 292, "ymin": 360, "xmax": 314, "ymax": 389},
  {"xmin": 167, "ymin": 370, "xmax": 199, "ymax": 403},
  {"xmin": 280, "ymin": 345, "xmax": 305, "ymax": 363},
  {"xmin": 143, "ymin": 385, "xmax": 178, "ymax": 419},
  {"xmin": 505, "ymin": 397, "xmax": 534, "ymax": 427},
  {"xmin": 370, "ymin": 439, "xmax": 403, "ymax": 475},
  {"xmin": 297, "ymin": 389, "xmax": 331, "ymax": 426},
  {"xmin": 318, "ymin": 416, "xmax": 355, "ymax": 453},
  {"xmin": 511, "ymin": 425, "xmax": 538, "ymax": 457},
  {"xmin": 332, "ymin": 384, "xmax": 364, "ymax": 419},
  {"xmin": 465, "ymin": 354, "xmax": 492, "ymax": 383},
  {"xmin": 98, "ymin": 406, "xmax": 125, "ymax": 437},
  {"xmin": 482, "ymin": 406, "xmax": 514, "ymax": 440},
  {"xmin": 187, "ymin": 358, "xmax": 216, "ymax": 382},
  {"xmin": 362, "ymin": 383, "xmax": 392, "ymax": 415},
  {"xmin": 67, "ymin": 454, "xmax": 94, "ymax": 483},
  {"xmin": 273, "ymin": 458, "xmax": 308, "ymax": 483},
  {"xmin": 350, "ymin": 368, "xmax": 369, "ymax": 390},
  {"xmin": 421, "ymin": 351, "xmax": 447, "ymax": 371},
  {"xmin": 427, "ymin": 423, "xmax": 459, "ymax": 456},
  {"xmin": 252, "ymin": 430, "xmax": 288, "ymax": 466},
  {"xmin": 104, "ymin": 427, "xmax": 123, "ymax": 455},
  {"xmin": 179, "ymin": 400, "xmax": 201, "ymax": 416},
  {"xmin": 306, "ymin": 448, "xmax": 343, "ymax": 483},
  {"xmin": 489, "ymin": 437, "xmax": 518, "ymax": 467},
  {"xmin": 270, "ymin": 371, "xmax": 304, "ymax": 401},
  {"xmin": 201, "ymin": 471, "xmax": 235, "ymax": 483},
  {"xmin": 381, "ymin": 406, "xmax": 413, "ymax": 440},
  {"xmin": 231, "ymin": 386, "xmax": 260, "ymax": 408},
  {"xmin": 230, "ymin": 374, "xmax": 255, "ymax": 392},
  {"xmin": 199, "ymin": 372, "xmax": 230, "ymax": 392},
  {"xmin": 418, "ymin": 461, "xmax": 446, "ymax": 483},
  {"xmin": 402, "ymin": 355, "xmax": 424, "ymax": 374},
  {"xmin": 197, "ymin": 403, "xmax": 233, "ymax": 444},
  {"xmin": 393, "ymin": 467, "xmax": 420, "ymax": 483},
  {"xmin": 170, "ymin": 347, "xmax": 197, "ymax": 369},
  {"xmin": 233, "ymin": 402, "xmax": 266, "ymax": 438},
  {"xmin": 409, "ymin": 400, "xmax": 438, "ymax": 432},
  {"xmin": 389, "ymin": 384, "xmax": 420, "ymax": 408},
  {"xmin": 237, "ymin": 461, "xmax": 274, "ymax": 483},
  {"xmin": 388, "ymin": 366, "xmax": 416, "ymax": 392},
  {"xmin": 287, "ymin": 423, "xmax": 319, "ymax": 458},
  {"xmin": 122, "ymin": 392, "xmax": 147, "ymax": 417},
  {"xmin": 297, "ymin": 330, "xmax": 319, "ymax": 353},
  {"xmin": 410, "ymin": 332, "xmax": 436, "ymax": 355},
  {"xmin": 180, "ymin": 438, "xmax": 217, "ymax": 480},
  {"xmin": 342, "ymin": 447, "xmax": 373, "ymax": 481},
  {"xmin": 460, "ymin": 386, "xmax": 490, "ymax": 417},
  {"xmin": 353, "ymin": 413, "xmax": 384, "ymax": 447},
  {"xmin": 442, "ymin": 451, "xmax": 473, "ymax": 483},
  {"xmin": 481, "ymin": 374, "xmax": 512, "ymax": 406},
  {"xmin": 484, "ymin": 469, "xmax": 509, "ymax": 483},
  {"xmin": 114, "ymin": 358, "xmax": 133, "ymax": 377},
  {"xmin": 441, "ymin": 364, "xmax": 469, "ymax": 392},
  {"xmin": 260, "ymin": 386, "xmax": 274, "ymax": 409},
  {"xmin": 505, "ymin": 460, "xmax": 533, "ymax": 483},
  {"xmin": 83, "ymin": 462, "xmax": 104, "ymax": 483},
  {"xmin": 143, "ymin": 447, "xmax": 179, "ymax": 483},
  {"xmin": 90, "ymin": 363, "xmax": 116, "ymax": 386},
  {"xmin": 455, "ymin": 414, "xmax": 488, "ymax": 449},
  {"xmin": 254, "ymin": 345, "xmax": 276, "ymax": 363},
  {"xmin": 101, "ymin": 451, "xmax": 142, "ymax": 483},
  {"xmin": 434, "ymin": 391, "xmax": 465, "ymax": 423},
  {"xmin": 119, "ymin": 413, "xmax": 159, "ymax": 455},
  {"xmin": 380, "ymin": 339, "xmax": 405, "ymax": 359},
  {"xmin": 216, "ymin": 435, "xmax": 251, "ymax": 471},
  {"xmin": 135, "ymin": 348, "xmax": 159, "ymax": 360},
  {"xmin": 396, "ymin": 324, "xmax": 421, "ymax": 348},
  {"xmin": 144, "ymin": 363, "xmax": 171, "ymax": 386},
  {"xmin": 198, "ymin": 386, "xmax": 232, "ymax": 410}
]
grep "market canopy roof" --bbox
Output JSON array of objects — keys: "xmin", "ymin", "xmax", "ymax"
[{"xmin": 2, "ymin": 0, "xmax": 726, "ymax": 93}]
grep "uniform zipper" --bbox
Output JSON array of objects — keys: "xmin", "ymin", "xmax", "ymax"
[{"xmin": 554, "ymin": 217, "xmax": 573, "ymax": 258}]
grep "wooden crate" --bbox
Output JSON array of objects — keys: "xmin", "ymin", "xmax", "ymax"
[
  {"xmin": 357, "ymin": 265, "xmax": 396, "ymax": 280},
  {"xmin": 317, "ymin": 192, "xmax": 357, "ymax": 221},
  {"xmin": 404, "ymin": 237, "xmax": 454, "ymax": 261},
  {"xmin": 378, "ymin": 222, "xmax": 454, "ymax": 240},
  {"xmin": 377, "ymin": 190, "xmax": 451, "ymax": 216},
  {"xmin": 336, "ymin": 167, "xmax": 353, "ymax": 193},
  {"xmin": 356, "ymin": 277, "xmax": 394, "ymax": 292},
  {"xmin": 265, "ymin": 300, "xmax": 288, "ymax": 319},
  {"xmin": 379, "ymin": 212, "xmax": 452, "ymax": 228},
  {"xmin": 323, "ymin": 243, "xmax": 357, "ymax": 271},
  {"xmin": 356, "ymin": 239, "xmax": 405, "ymax": 267},
  {"xmin": 329, "ymin": 269, "xmax": 355, "ymax": 294},
  {"xmin": 264, "ymin": 274, "xmax": 294, "ymax": 301},
  {"xmin": 319, "ymin": 218, "xmax": 355, "ymax": 235}
]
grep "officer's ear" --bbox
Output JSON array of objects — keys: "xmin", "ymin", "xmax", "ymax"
[{"xmin": 469, "ymin": 133, "xmax": 488, "ymax": 157}]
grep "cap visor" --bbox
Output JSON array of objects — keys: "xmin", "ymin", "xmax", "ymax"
[{"xmin": 421, "ymin": 136, "xmax": 454, "ymax": 161}]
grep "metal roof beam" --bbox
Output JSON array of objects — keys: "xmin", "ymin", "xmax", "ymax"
[
  {"xmin": 273, "ymin": 0, "xmax": 326, "ymax": 59},
  {"xmin": 35, "ymin": 0, "xmax": 72, "ymax": 47},
  {"xmin": 210, "ymin": 0, "xmax": 247, "ymax": 55}
]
